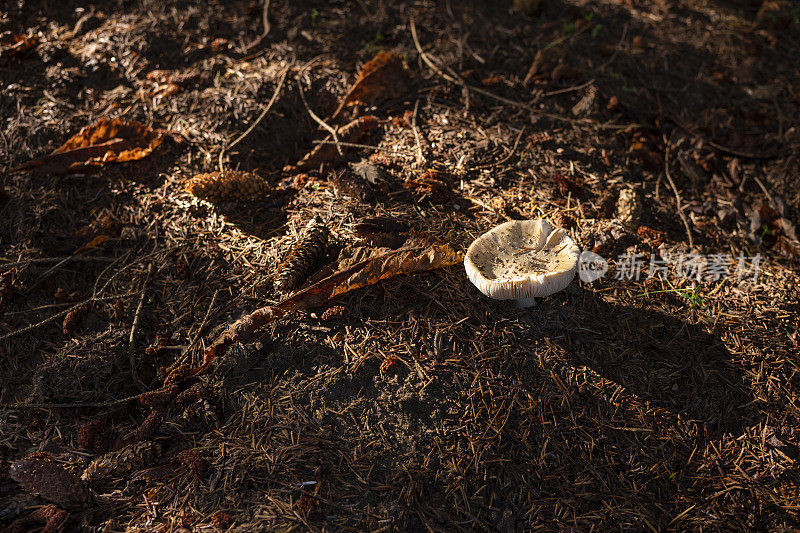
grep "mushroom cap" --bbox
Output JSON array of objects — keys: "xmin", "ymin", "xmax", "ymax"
[{"xmin": 464, "ymin": 219, "xmax": 580, "ymax": 300}]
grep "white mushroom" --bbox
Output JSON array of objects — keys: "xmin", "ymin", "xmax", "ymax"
[{"xmin": 464, "ymin": 219, "xmax": 580, "ymax": 307}]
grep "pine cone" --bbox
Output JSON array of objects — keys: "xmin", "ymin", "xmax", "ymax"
[
  {"xmin": 274, "ymin": 217, "xmax": 330, "ymax": 293},
  {"xmin": 185, "ymin": 171, "xmax": 271, "ymax": 202}
]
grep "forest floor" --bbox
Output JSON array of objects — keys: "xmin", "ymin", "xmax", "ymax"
[{"xmin": 2, "ymin": 0, "xmax": 800, "ymax": 531}]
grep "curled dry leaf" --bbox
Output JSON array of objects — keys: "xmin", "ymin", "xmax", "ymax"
[
  {"xmin": 195, "ymin": 238, "xmax": 459, "ymax": 380},
  {"xmin": 81, "ymin": 441, "xmax": 163, "ymax": 483},
  {"xmin": 10, "ymin": 457, "xmax": 91, "ymax": 508},
  {"xmin": 331, "ymin": 51, "xmax": 408, "ymax": 119},
  {"xmin": 185, "ymin": 171, "xmax": 272, "ymax": 202},
  {"xmin": 15, "ymin": 117, "xmax": 164, "ymax": 174},
  {"xmin": 353, "ymin": 216, "xmax": 410, "ymax": 248},
  {"xmin": 278, "ymin": 238, "xmax": 462, "ymax": 311},
  {"xmin": 73, "ymin": 234, "xmax": 111, "ymax": 255},
  {"xmin": 288, "ymin": 115, "xmax": 378, "ymax": 173}
]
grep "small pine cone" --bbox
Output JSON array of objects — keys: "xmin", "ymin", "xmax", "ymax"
[
  {"xmin": 274, "ymin": 217, "xmax": 330, "ymax": 293},
  {"xmin": 320, "ymin": 305, "xmax": 346, "ymax": 321},
  {"xmin": 77, "ymin": 420, "xmax": 110, "ymax": 454},
  {"xmin": 174, "ymin": 450, "xmax": 209, "ymax": 478},
  {"xmin": 62, "ymin": 304, "xmax": 90, "ymax": 336},
  {"xmin": 185, "ymin": 171, "xmax": 271, "ymax": 202}
]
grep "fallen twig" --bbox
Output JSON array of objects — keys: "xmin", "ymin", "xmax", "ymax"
[
  {"xmin": 219, "ymin": 63, "xmax": 290, "ymax": 170},
  {"xmin": 410, "ymin": 17, "xmax": 589, "ymax": 127},
  {"xmin": 664, "ymin": 147, "xmax": 694, "ymax": 248},
  {"xmin": 128, "ymin": 263, "xmax": 154, "ymax": 392},
  {"xmin": 244, "ymin": 0, "xmax": 271, "ymax": 52},
  {"xmin": 667, "ymin": 113, "xmax": 780, "ymax": 160},
  {"xmin": 0, "ymin": 292, "xmax": 136, "ymax": 342}
]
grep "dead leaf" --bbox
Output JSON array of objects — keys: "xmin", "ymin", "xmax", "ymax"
[
  {"xmin": 288, "ymin": 115, "xmax": 379, "ymax": 173},
  {"xmin": 278, "ymin": 239, "xmax": 462, "ymax": 311},
  {"xmin": 353, "ymin": 216, "xmax": 410, "ymax": 248},
  {"xmin": 73, "ymin": 234, "xmax": 111, "ymax": 254},
  {"xmin": 195, "ymin": 239, "xmax": 460, "ymax": 376},
  {"xmin": 331, "ymin": 52, "xmax": 408, "ymax": 119},
  {"xmin": 15, "ymin": 118, "xmax": 163, "ymax": 174}
]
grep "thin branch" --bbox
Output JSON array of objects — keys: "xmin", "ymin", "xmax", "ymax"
[
  {"xmin": 298, "ymin": 81, "xmax": 344, "ymax": 156},
  {"xmin": 411, "ymin": 99, "xmax": 425, "ymax": 165},
  {"xmin": 410, "ymin": 17, "xmax": 591, "ymax": 127},
  {"xmin": 128, "ymin": 263, "xmax": 154, "ymax": 392},
  {"xmin": 0, "ymin": 292, "xmax": 136, "ymax": 342},
  {"xmin": 244, "ymin": 0, "xmax": 272, "ymax": 52},
  {"xmin": 664, "ymin": 147, "xmax": 694, "ymax": 248},
  {"xmin": 219, "ymin": 64, "xmax": 290, "ymax": 170}
]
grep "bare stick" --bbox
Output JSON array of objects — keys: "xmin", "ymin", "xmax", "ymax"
[
  {"xmin": 0, "ymin": 292, "xmax": 135, "ymax": 342},
  {"xmin": 219, "ymin": 64, "xmax": 290, "ymax": 170},
  {"xmin": 0, "ymin": 256, "xmax": 116, "ymax": 269},
  {"xmin": 128, "ymin": 263, "xmax": 154, "ymax": 392},
  {"xmin": 667, "ymin": 113, "xmax": 780, "ymax": 160},
  {"xmin": 411, "ymin": 99, "xmax": 425, "ymax": 165},
  {"xmin": 664, "ymin": 148, "xmax": 694, "ymax": 248},
  {"xmin": 410, "ymin": 17, "xmax": 588, "ymax": 126},
  {"xmin": 298, "ymin": 81, "xmax": 344, "ymax": 156},
  {"xmin": 244, "ymin": 0, "xmax": 271, "ymax": 52}
]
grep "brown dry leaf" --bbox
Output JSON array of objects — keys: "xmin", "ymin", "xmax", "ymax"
[
  {"xmin": 331, "ymin": 52, "xmax": 408, "ymax": 119},
  {"xmin": 10, "ymin": 457, "xmax": 92, "ymax": 508},
  {"xmin": 288, "ymin": 115, "xmax": 379, "ymax": 173},
  {"xmin": 73, "ymin": 234, "xmax": 111, "ymax": 255},
  {"xmin": 278, "ymin": 239, "xmax": 462, "ymax": 311},
  {"xmin": 197, "ymin": 239, "xmax": 459, "ymax": 376},
  {"xmin": 353, "ymin": 216, "xmax": 410, "ymax": 248},
  {"xmin": 16, "ymin": 117, "xmax": 163, "ymax": 174}
]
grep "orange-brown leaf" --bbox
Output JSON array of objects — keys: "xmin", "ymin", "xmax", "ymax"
[
  {"xmin": 16, "ymin": 118, "xmax": 163, "ymax": 173},
  {"xmin": 332, "ymin": 52, "xmax": 408, "ymax": 119},
  {"xmin": 278, "ymin": 240, "xmax": 462, "ymax": 311},
  {"xmin": 73, "ymin": 234, "xmax": 111, "ymax": 254}
]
